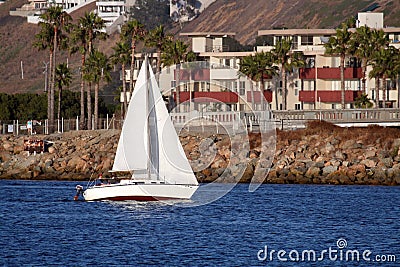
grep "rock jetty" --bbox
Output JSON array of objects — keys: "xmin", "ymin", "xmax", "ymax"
[{"xmin": 1, "ymin": 121, "xmax": 400, "ymax": 185}]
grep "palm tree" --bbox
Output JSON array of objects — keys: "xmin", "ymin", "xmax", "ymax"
[
  {"xmin": 271, "ymin": 38, "xmax": 305, "ymax": 110},
  {"xmin": 33, "ymin": 23, "xmax": 54, "ymax": 127},
  {"xmin": 239, "ymin": 52, "xmax": 279, "ymax": 109},
  {"xmin": 161, "ymin": 39, "xmax": 196, "ymax": 111},
  {"xmin": 111, "ymin": 41, "xmax": 131, "ymax": 117},
  {"xmin": 39, "ymin": 6, "xmax": 72, "ymax": 129},
  {"xmin": 324, "ymin": 23, "xmax": 352, "ymax": 109},
  {"xmin": 354, "ymin": 93, "xmax": 373, "ymax": 108},
  {"xmin": 84, "ymin": 50, "xmax": 112, "ymax": 129},
  {"xmin": 54, "ymin": 63, "xmax": 72, "ymax": 120},
  {"xmin": 370, "ymin": 46, "xmax": 399, "ymax": 108},
  {"xmin": 70, "ymin": 11, "xmax": 107, "ymax": 129},
  {"xmin": 350, "ymin": 26, "xmax": 373, "ymax": 94},
  {"xmin": 145, "ymin": 25, "xmax": 173, "ymax": 81},
  {"xmin": 121, "ymin": 19, "xmax": 146, "ymax": 93}
]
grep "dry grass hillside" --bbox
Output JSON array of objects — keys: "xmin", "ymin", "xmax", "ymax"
[
  {"xmin": 0, "ymin": 0, "xmax": 399, "ymax": 94},
  {"xmin": 182, "ymin": 0, "xmax": 400, "ymax": 44}
]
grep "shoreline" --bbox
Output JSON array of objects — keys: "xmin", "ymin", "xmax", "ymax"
[{"xmin": 1, "ymin": 122, "xmax": 400, "ymax": 185}]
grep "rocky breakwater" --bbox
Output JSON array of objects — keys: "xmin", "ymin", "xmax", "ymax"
[
  {"xmin": 0, "ymin": 121, "xmax": 400, "ymax": 185},
  {"xmin": 0, "ymin": 130, "xmax": 118, "ymax": 180}
]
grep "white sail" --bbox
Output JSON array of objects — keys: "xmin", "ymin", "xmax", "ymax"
[
  {"xmin": 148, "ymin": 65, "xmax": 198, "ymax": 185},
  {"xmin": 112, "ymin": 61, "xmax": 149, "ymax": 172}
]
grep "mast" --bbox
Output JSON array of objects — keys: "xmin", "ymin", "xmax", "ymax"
[{"xmin": 145, "ymin": 56, "xmax": 151, "ymax": 180}]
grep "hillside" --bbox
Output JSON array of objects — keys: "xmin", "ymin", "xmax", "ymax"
[
  {"xmin": 0, "ymin": 0, "xmax": 400, "ymax": 94},
  {"xmin": 181, "ymin": 0, "xmax": 400, "ymax": 44}
]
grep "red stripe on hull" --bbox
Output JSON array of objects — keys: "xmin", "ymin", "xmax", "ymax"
[{"xmin": 95, "ymin": 196, "xmax": 183, "ymax": 201}]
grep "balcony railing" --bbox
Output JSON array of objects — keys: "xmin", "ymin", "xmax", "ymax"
[
  {"xmin": 177, "ymin": 91, "xmax": 239, "ymax": 103},
  {"xmin": 299, "ymin": 90, "xmax": 362, "ymax": 103},
  {"xmin": 246, "ymin": 91, "xmax": 273, "ymax": 103},
  {"xmin": 174, "ymin": 69, "xmax": 211, "ymax": 81},
  {"xmin": 299, "ymin": 68, "xmax": 316, "ymax": 79},
  {"xmin": 317, "ymin": 67, "xmax": 362, "ymax": 79}
]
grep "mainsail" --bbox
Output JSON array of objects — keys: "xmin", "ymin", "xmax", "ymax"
[{"xmin": 112, "ymin": 61, "xmax": 149, "ymax": 172}]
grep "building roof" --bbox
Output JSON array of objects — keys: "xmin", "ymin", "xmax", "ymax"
[
  {"xmin": 180, "ymin": 32, "xmax": 236, "ymax": 37},
  {"xmin": 258, "ymin": 27, "xmax": 400, "ymax": 36}
]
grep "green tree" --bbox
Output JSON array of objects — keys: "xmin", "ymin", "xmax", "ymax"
[
  {"xmin": 239, "ymin": 52, "xmax": 279, "ymax": 109},
  {"xmin": 84, "ymin": 50, "xmax": 112, "ymax": 129},
  {"xmin": 70, "ymin": 11, "xmax": 107, "ymax": 129},
  {"xmin": 354, "ymin": 93, "xmax": 373, "ymax": 108},
  {"xmin": 161, "ymin": 39, "xmax": 196, "ymax": 111},
  {"xmin": 371, "ymin": 46, "xmax": 399, "ymax": 108},
  {"xmin": 127, "ymin": 0, "xmax": 170, "ymax": 30},
  {"xmin": 55, "ymin": 63, "xmax": 72, "ymax": 120},
  {"xmin": 38, "ymin": 6, "xmax": 72, "ymax": 129},
  {"xmin": 121, "ymin": 19, "xmax": 147, "ymax": 94},
  {"xmin": 33, "ymin": 23, "xmax": 54, "ymax": 125},
  {"xmin": 111, "ymin": 41, "xmax": 131, "ymax": 117},
  {"xmin": 272, "ymin": 38, "xmax": 305, "ymax": 110},
  {"xmin": 350, "ymin": 26, "xmax": 373, "ymax": 94},
  {"xmin": 145, "ymin": 25, "xmax": 173, "ymax": 82},
  {"xmin": 324, "ymin": 23, "xmax": 352, "ymax": 109}
]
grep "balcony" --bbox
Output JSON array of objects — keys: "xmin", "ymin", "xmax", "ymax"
[
  {"xmin": 299, "ymin": 90, "xmax": 362, "ymax": 103},
  {"xmin": 299, "ymin": 91, "xmax": 315, "ymax": 102},
  {"xmin": 176, "ymin": 91, "xmax": 239, "ymax": 103},
  {"xmin": 299, "ymin": 68, "xmax": 316, "ymax": 79},
  {"xmin": 317, "ymin": 67, "xmax": 362, "ymax": 79},
  {"xmin": 246, "ymin": 91, "xmax": 273, "ymax": 103},
  {"xmin": 174, "ymin": 68, "xmax": 210, "ymax": 81}
]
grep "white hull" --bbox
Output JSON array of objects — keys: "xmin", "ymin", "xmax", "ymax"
[{"xmin": 83, "ymin": 182, "xmax": 198, "ymax": 201}]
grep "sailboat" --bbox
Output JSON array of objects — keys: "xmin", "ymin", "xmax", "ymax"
[{"xmin": 82, "ymin": 57, "xmax": 199, "ymax": 201}]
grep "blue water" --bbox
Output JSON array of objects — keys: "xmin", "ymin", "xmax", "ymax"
[{"xmin": 0, "ymin": 180, "xmax": 399, "ymax": 266}]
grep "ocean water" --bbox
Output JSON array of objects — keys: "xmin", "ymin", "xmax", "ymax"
[{"xmin": 0, "ymin": 180, "xmax": 399, "ymax": 266}]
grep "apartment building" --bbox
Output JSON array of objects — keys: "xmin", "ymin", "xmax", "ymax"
[
  {"xmin": 124, "ymin": 13, "xmax": 400, "ymax": 111},
  {"xmin": 257, "ymin": 12, "xmax": 400, "ymax": 110}
]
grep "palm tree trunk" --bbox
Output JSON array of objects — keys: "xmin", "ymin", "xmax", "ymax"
[
  {"xmin": 397, "ymin": 74, "xmax": 400, "ymax": 108},
  {"xmin": 94, "ymin": 82, "xmax": 99, "ymax": 130},
  {"xmin": 249, "ymin": 80, "xmax": 255, "ymax": 110},
  {"xmin": 340, "ymin": 55, "xmax": 345, "ymax": 109},
  {"xmin": 87, "ymin": 82, "xmax": 92, "ymax": 130},
  {"xmin": 375, "ymin": 77, "xmax": 380, "ymax": 108},
  {"xmin": 175, "ymin": 64, "xmax": 180, "ymax": 112},
  {"xmin": 80, "ymin": 54, "xmax": 85, "ymax": 130},
  {"xmin": 48, "ymin": 52, "xmax": 53, "ymax": 129},
  {"xmin": 57, "ymin": 86, "xmax": 62, "ymax": 121},
  {"xmin": 382, "ymin": 75, "xmax": 387, "ymax": 108},
  {"xmin": 130, "ymin": 39, "xmax": 136, "ymax": 93},
  {"xmin": 50, "ymin": 26, "xmax": 59, "ymax": 132},
  {"xmin": 156, "ymin": 48, "xmax": 161, "ymax": 83},
  {"xmin": 122, "ymin": 63, "xmax": 127, "ymax": 118},
  {"xmin": 282, "ymin": 67, "xmax": 287, "ymax": 110},
  {"xmin": 361, "ymin": 58, "xmax": 367, "ymax": 94}
]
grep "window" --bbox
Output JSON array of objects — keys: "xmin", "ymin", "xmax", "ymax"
[
  {"xmin": 301, "ymin": 35, "xmax": 313, "ymax": 45},
  {"xmin": 294, "ymin": 89, "xmax": 299, "ymax": 96},
  {"xmin": 232, "ymin": 82, "xmax": 238, "ymax": 92},
  {"xmin": 295, "ymin": 103, "xmax": 301, "ymax": 110},
  {"xmin": 239, "ymin": 81, "xmax": 246, "ymax": 95},
  {"xmin": 171, "ymin": 81, "xmax": 176, "ymax": 88}
]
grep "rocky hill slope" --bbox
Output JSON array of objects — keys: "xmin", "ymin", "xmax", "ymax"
[{"xmin": 182, "ymin": 0, "xmax": 400, "ymax": 44}]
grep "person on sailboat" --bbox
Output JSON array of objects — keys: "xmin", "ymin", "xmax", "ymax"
[{"xmin": 96, "ymin": 174, "xmax": 103, "ymax": 186}]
